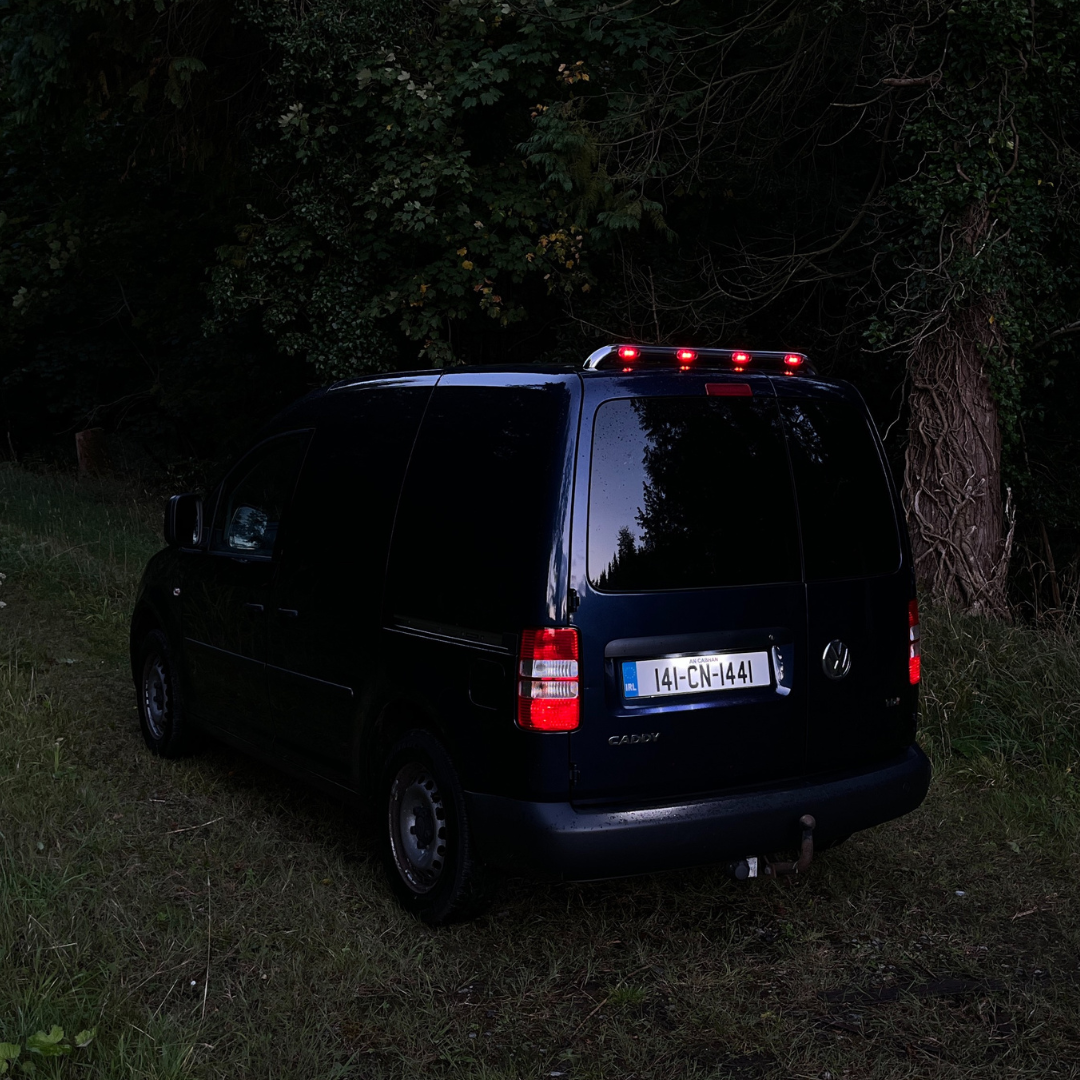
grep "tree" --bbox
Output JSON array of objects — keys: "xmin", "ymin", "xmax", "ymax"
[
  {"xmin": 0, "ymin": 0, "xmax": 307, "ymax": 465},
  {"xmin": 856, "ymin": 0, "xmax": 1080, "ymax": 614},
  {"xmin": 3, "ymin": 0, "xmax": 1079, "ymax": 621}
]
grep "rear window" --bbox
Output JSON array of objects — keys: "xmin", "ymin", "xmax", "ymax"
[
  {"xmin": 780, "ymin": 399, "xmax": 900, "ymax": 580},
  {"xmin": 588, "ymin": 396, "xmax": 801, "ymax": 591},
  {"xmin": 388, "ymin": 380, "xmax": 575, "ymax": 631}
]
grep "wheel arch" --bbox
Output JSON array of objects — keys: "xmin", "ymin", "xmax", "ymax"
[
  {"xmin": 130, "ymin": 603, "xmax": 162, "ymax": 682},
  {"xmin": 129, "ymin": 591, "xmax": 178, "ymax": 683},
  {"xmin": 361, "ymin": 693, "xmax": 451, "ymax": 794}
]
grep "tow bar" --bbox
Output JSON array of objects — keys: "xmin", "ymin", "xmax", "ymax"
[{"xmin": 729, "ymin": 814, "xmax": 816, "ymax": 880}]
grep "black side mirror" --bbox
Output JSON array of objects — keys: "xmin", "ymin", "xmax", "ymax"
[{"xmin": 164, "ymin": 493, "xmax": 203, "ymax": 548}]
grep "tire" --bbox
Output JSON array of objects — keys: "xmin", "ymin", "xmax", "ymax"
[
  {"xmin": 137, "ymin": 629, "xmax": 200, "ymax": 758},
  {"xmin": 379, "ymin": 729, "xmax": 496, "ymax": 925}
]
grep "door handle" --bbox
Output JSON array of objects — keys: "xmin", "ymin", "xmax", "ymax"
[
  {"xmin": 242, "ymin": 602, "xmax": 265, "ymax": 615},
  {"xmin": 276, "ymin": 608, "xmax": 300, "ymax": 619}
]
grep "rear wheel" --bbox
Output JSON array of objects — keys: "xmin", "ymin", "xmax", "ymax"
[
  {"xmin": 137, "ymin": 629, "xmax": 200, "ymax": 758},
  {"xmin": 379, "ymin": 729, "xmax": 495, "ymax": 924}
]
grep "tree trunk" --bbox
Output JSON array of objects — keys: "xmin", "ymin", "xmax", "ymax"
[
  {"xmin": 75, "ymin": 428, "xmax": 109, "ymax": 475},
  {"xmin": 903, "ymin": 299, "xmax": 1013, "ymax": 616}
]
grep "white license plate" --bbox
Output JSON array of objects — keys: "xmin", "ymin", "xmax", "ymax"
[{"xmin": 622, "ymin": 651, "xmax": 771, "ymax": 700}]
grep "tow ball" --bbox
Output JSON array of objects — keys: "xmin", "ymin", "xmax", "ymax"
[{"xmin": 729, "ymin": 814, "xmax": 816, "ymax": 880}]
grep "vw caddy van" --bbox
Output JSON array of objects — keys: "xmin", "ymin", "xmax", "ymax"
[{"xmin": 131, "ymin": 345, "xmax": 931, "ymax": 923}]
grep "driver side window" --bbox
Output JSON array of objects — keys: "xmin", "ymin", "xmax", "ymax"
[{"xmin": 210, "ymin": 434, "xmax": 310, "ymax": 558}]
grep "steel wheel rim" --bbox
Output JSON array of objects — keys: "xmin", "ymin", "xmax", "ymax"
[
  {"xmin": 388, "ymin": 762, "xmax": 447, "ymax": 894},
  {"xmin": 143, "ymin": 655, "xmax": 170, "ymax": 741}
]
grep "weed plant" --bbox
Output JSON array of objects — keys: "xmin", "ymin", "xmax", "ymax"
[{"xmin": 1, "ymin": 464, "xmax": 1078, "ymax": 1078}]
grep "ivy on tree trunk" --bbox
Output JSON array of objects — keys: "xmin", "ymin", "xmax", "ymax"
[{"xmin": 904, "ymin": 296, "xmax": 1014, "ymax": 616}]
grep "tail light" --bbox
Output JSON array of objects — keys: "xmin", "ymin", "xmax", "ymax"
[
  {"xmin": 732, "ymin": 351, "xmax": 751, "ymax": 366},
  {"xmin": 518, "ymin": 627, "xmax": 580, "ymax": 731},
  {"xmin": 617, "ymin": 346, "xmax": 639, "ymax": 361},
  {"xmin": 908, "ymin": 599, "xmax": 921, "ymax": 685},
  {"xmin": 675, "ymin": 348, "xmax": 697, "ymax": 362},
  {"xmin": 783, "ymin": 353, "xmax": 804, "ymax": 368}
]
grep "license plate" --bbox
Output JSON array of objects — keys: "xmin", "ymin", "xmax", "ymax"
[{"xmin": 622, "ymin": 651, "xmax": 771, "ymax": 700}]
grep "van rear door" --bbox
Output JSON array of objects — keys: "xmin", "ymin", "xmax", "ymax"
[
  {"xmin": 568, "ymin": 373, "xmax": 808, "ymax": 804},
  {"xmin": 772, "ymin": 379, "xmax": 915, "ymax": 775}
]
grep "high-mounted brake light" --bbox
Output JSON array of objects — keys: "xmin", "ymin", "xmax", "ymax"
[
  {"xmin": 675, "ymin": 349, "xmax": 697, "ymax": 362},
  {"xmin": 783, "ymin": 353, "xmax": 804, "ymax": 368},
  {"xmin": 908, "ymin": 599, "xmax": 921, "ymax": 685},
  {"xmin": 732, "ymin": 351, "xmax": 751, "ymax": 366},
  {"xmin": 517, "ymin": 627, "xmax": 580, "ymax": 731},
  {"xmin": 706, "ymin": 383, "xmax": 753, "ymax": 397},
  {"xmin": 618, "ymin": 346, "xmax": 640, "ymax": 361}
]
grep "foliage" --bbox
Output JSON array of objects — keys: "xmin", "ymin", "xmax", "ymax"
[
  {"xmin": 2, "ymin": 0, "xmax": 1080, "ymax": 611},
  {"xmin": 0, "ymin": 0, "xmax": 309, "ymax": 466},
  {"xmin": 206, "ymin": 0, "xmax": 889, "ymax": 373},
  {"xmin": 859, "ymin": 0, "xmax": 1080, "ymax": 456},
  {"xmin": 0, "ymin": 1026, "xmax": 94, "ymax": 1075},
  {"xmin": 206, "ymin": 0, "xmax": 685, "ymax": 372}
]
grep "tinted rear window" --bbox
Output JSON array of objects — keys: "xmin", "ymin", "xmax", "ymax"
[
  {"xmin": 388, "ymin": 381, "xmax": 575, "ymax": 631},
  {"xmin": 588, "ymin": 396, "xmax": 801, "ymax": 590},
  {"xmin": 780, "ymin": 399, "xmax": 900, "ymax": 580}
]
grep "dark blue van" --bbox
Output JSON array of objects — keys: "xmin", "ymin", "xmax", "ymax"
[{"xmin": 131, "ymin": 345, "xmax": 930, "ymax": 923}]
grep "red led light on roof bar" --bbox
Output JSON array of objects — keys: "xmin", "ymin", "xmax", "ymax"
[
  {"xmin": 732, "ymin": 351, "xmax": 751, "ymax": 365},
  {"xmin": 618, "ymin": 346, "xmax": 640, "ymax": 361},
  {"xmin": 675, "ymin": 349, "xmax": 697, "ymax": 362},
  {"xmin": 784, "ymin": 353, "xmax": 804, "ymax": 367}
]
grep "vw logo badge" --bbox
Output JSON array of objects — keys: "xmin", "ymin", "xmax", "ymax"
[{"xmin": 822, "ymin": 639, "xmax": 852, "ymax": 680}]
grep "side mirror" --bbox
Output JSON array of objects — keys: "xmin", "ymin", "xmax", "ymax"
[
  {"xmin": 164, "ymin": 493, "xmax": 203, "ymax": 548},
  {"xmin": 226, "ymin": 505, "xmax": 269, "ymax": 552}
]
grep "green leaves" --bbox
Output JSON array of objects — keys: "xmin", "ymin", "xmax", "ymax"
[
  {"xmin": 25, "ymin": 1027, "xmax": 69, "ymax": 1058},
  {"xmin": 0, "ymin": 1044, "xmax": 20, "ymax": 1075},
  {"xmin": 0, "ymin": 1027, "xmax": 94, "ymax": 1073},
  {"xmin": 205, "ymin": 0, "xmax": 691, "ymax": 370}
]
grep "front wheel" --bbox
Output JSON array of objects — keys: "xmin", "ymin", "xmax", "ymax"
[
  {"xmin": 379, "ymin": 729, "xmax": 495, "ymax": 925},
  {"xmin": 137, "ymin": 629, "xmax": 200, "ymax": 758}
]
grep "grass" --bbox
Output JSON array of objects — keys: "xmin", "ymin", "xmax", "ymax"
[{"xmin": 1, "ymin": 461, "xmax": 1079, "ymax": 1078}]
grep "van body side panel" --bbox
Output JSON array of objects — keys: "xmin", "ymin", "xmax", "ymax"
[
  {"xmin": 383, "ymin": 372, "xmax": 582, "ymax": 797},
  {"xmin": 266, "ymin": 382, "xmax": 435, "ymax": 778},
  {"xmin": 375, "ymin": 626, "xmax": 572, "ymax": 799}
]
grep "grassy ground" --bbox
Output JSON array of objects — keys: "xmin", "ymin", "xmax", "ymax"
[{"xmin": 1, "ymin": 462, "xmax": 1078, "ymax": 1079}]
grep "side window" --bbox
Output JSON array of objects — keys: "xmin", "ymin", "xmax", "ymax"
[
  {"xmin": 387, "ymin": 381, "xmax": 575, "ymax": 631},
  {"xmin": 281, "ymin": 385, "xmax": 433, "ymax": 577},
  {"xmin": 210, "ymin": 434, "xmax": 310, "ymax": 558}
]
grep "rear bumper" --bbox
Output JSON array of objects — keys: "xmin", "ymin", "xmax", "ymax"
[{"xmin": 466, "ymin": 744, "xmax": 931, "ymax": 880}]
